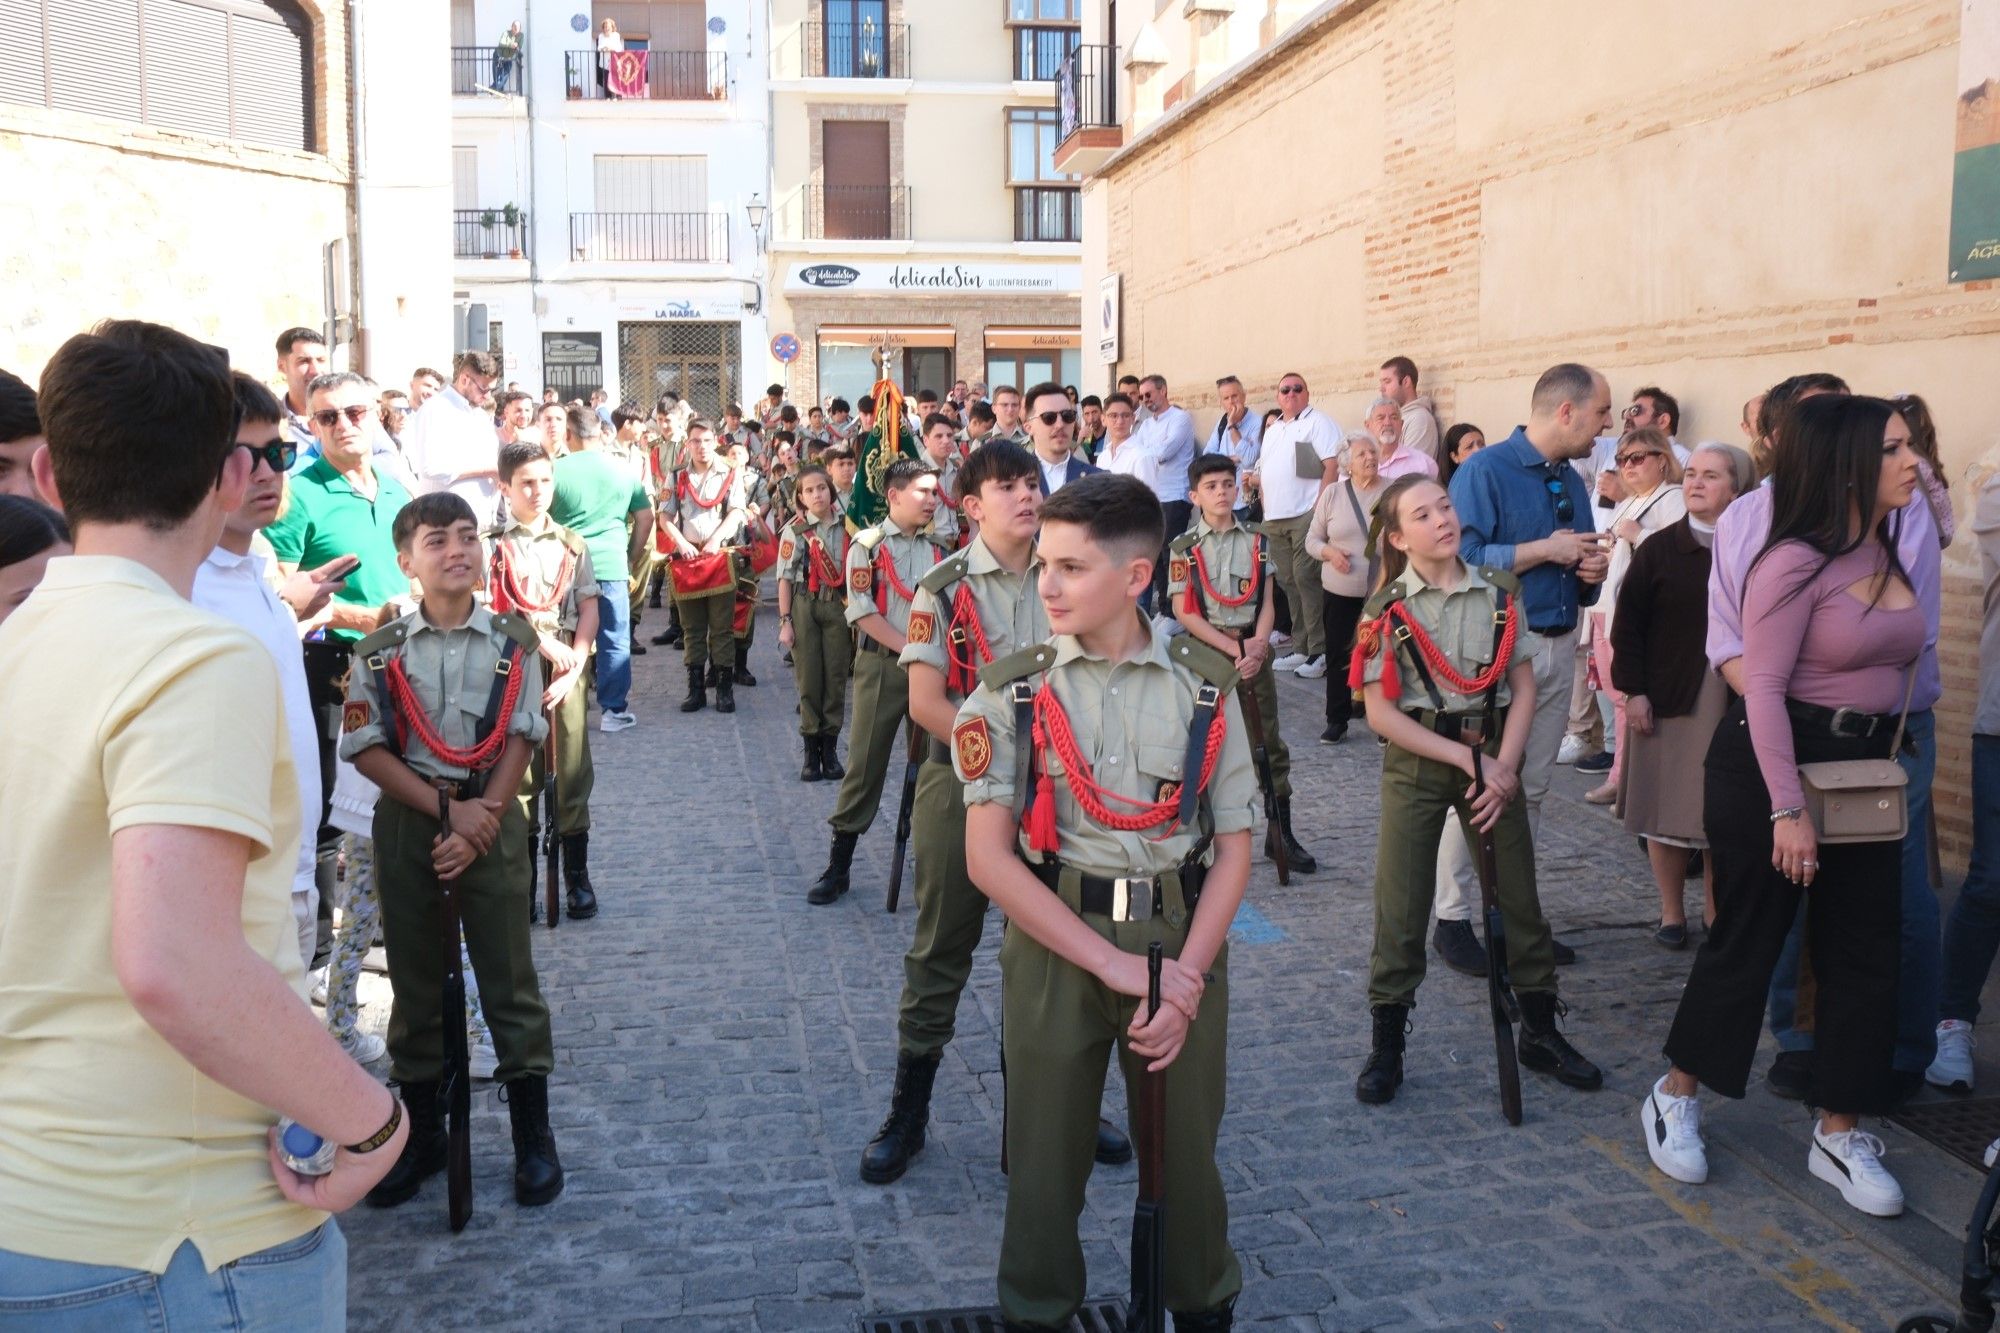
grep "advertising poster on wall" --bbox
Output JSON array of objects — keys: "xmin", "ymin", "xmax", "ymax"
[{"xmin": 1952, "ymin": 0, "xmax": 2000, "ymax": 281}]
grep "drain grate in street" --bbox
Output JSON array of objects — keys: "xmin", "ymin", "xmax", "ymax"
[
  {"xmin": 857, "ymin": 1298, "xmax": 1127, "ymax": 1333},
  {"xmin": 1890, "ymin": 1095, "xmax": 2000, "ymax": 1170}
]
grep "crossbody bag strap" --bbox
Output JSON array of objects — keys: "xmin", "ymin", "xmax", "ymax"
[{"xmin": 1888, "ymin": 661, "xmax": 1919, "ymax": 754}]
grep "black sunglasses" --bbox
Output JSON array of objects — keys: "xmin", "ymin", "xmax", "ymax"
[
  {"xmin": 239, "ymin": 439, "xmax": 298, "ymax": 473},
  {"xmin": 1037, "ymin": 409, "xmax": 1078, "ymax": 426},
  {"xmin": 1544, "ymin": 471, "xmax": 1574, "ymax": 524},
  {"xmin": 1278, "ymin": 383, "xmax": 1307, "ymax": 395},
  {"xmin": 311, "ymin": 405, "xmax": 372, "ymax": 428}
]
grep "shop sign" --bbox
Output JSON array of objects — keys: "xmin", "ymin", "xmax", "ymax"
[{"xmin": 787, "ymin": 262, "xmax": 1081, "ymax": 294}]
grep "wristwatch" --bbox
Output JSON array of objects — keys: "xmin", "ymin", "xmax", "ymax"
[{"xmin": 1769, "ymin": 806, "xmax": 1805, "ymax": 823}]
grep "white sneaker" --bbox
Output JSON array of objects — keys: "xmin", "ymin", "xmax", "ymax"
[
  {"xmin": 1927, "ymin": 1019, "xmax": 1975, "ymax": 1092},
  {"xmin": 1985, "ymin": 1137, "xmax": 1998, "ymax": 1168},
  {"xmin": 1557, "ymin": 734, "xmax": 1589, "ymax": 765},
  {"xmin": 1809, "ymin": 1122, "xmax": 1904, "ymax": 1217},
  {"xmin": 1271, "ymin": 652, "xmax": 1308, "ymax": 672},
  {"xmin": 1268, "ymin": 631, "xmax": 1293, "ymax": 652},
  {"xmin": 599, "ymin": 709, "xmax": 637, "ymax": 733},
  {"xmin": 1643, "ymin": 1075, "xmax": 1708, "ymax": 1184},
  {"xmin": 309, "ymin": 966, "xmax": 328, "ymax": 1007},
  {"xmin": 1294, "ymin": 655, "xmax": 1327, "ymax": 680},
  {"xmin": 340, "ymin": 1030, "xmax": 386, "ymax": 1064},
  {"xmin": 469, "ymin": 1034, "xmax": 498, "ymax": 1081}
]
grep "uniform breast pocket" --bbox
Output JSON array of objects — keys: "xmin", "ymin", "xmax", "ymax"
[{"xmin": 1137, "ymin": 742, "xmax": 1187, "ymax": 801}]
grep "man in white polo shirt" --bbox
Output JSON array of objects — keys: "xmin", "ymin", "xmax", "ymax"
[
  {"xmin": 1252, "ymin": 371, "xmax": 1341, "ymax": 676},
  {"xmin": 403, "ymin": 349, "xmax": 503, "ymax": 511}
]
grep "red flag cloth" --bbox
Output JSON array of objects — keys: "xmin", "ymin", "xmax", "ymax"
[{"xmin": 608, "ymin": 50, "xmax": 649, "ymax": 99}]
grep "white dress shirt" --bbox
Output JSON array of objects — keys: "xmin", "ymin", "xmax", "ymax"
[
  {"xmin": 1137, "ymin": 404, "xmax": 1197, "ymax": 505},
  {"xmin": 404, "ymin": 386, "xmax": 501, "ymax": 511},
  {"xmin": 1100, "ymin": 434, "xmax": 1161, "ymax": 491},
  {"xmin": 1254, "ymin": 407, "xmax": 1342, "ymax": 521}
]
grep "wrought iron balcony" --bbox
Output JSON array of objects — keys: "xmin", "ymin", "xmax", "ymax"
[
  {"xmin": 451, "ymin": 45, "xmax": 523, "ymax": 96},
  {"xmin": 568, "ymin": 212, "xmax": 731, "ymax": 262},
  {"xmin": 563, "ymin": 49, "xmax": 728, "ymax": 101},
  {"xmin": 1013, "ymin": 25, "xmax": 1080, "ymax": 82},
  {"xmin": 798, "ymin": 20, "xmax": 909, "ymax": 79},
  {"xmin": 1014, "ymin": 187, "xmax": 1080, "ymax": 243},
  {"xmin": 806, "ymin": 185, "xmax": 910, "ymax": 241},
  {"xmin": 455, "ymin": 208, "xmax": 527, "ymax": 258},
  {"xmin": 1054, "ymin": 44, "xmax": 1121, "ymax": 175}
]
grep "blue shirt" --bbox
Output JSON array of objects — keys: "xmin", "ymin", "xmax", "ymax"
[{"xmin": 1447, "ymin": 426, "xmax": 1599, "ymax": 631}]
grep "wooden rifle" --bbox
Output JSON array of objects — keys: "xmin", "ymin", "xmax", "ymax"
[
  {"xmin": 436, "ymin": 784, "xmax": 474, "ymax": 1230},
  {"xmin": 542, "ymin": 713, "xmax": 560, "ymax": 930},
  {"xmin": 1238, "ymin": 676, "xmax": 1288, "ymax": 885},
  {"xmin": 1464, "ymin": 726, "xmax": 1523, "ymax": 1127},
  {"xmin": 1129, "ymin": 941, "xmax": 1167, "ymax": 1332},
  {"xmin": 885, "ymin": 717, "xmax": 921, "ymax": 913}
]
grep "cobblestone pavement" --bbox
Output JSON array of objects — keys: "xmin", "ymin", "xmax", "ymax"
[{"xmin": 345, "ymin": 606, "xmax": 1990, "ymax": 1331}]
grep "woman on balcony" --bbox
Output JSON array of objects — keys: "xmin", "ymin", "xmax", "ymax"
[{"xmin": 596, "ymin": 19, "xmax": 623, "ymax": 99}]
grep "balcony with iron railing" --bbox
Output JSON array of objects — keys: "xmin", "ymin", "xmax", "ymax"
[
  {"xmin": 1014, "ymin": 187, "xmax": 1080, "ymax": 243},
  {"xmin": 563, "ymin": 49, "xmax": 728, "ymax": 102},
  {"xmin": 568, "ymin": 212, "xmax": 731, "ymax": 263},
  {"xmin": 455, "ymin": 208, "xmax": 527, "ymax": 259},
  {"xmin": 1012, "ymin": 25, "xmax": 1080, "ymax": 82},
  {"xmin": 796, "ymin": 20, "xmax": 909, "ymax": 79},
  {"xmin": 1053, "ymin": 43, "xmax": 1120, "ymax": 175},
  {"xmin": 451, "ymin": 45, "xmax": 523, "ymax": 96},
  {"xmin": 803, "ymin": 185, "xmax": 910, "ymax": 242}
]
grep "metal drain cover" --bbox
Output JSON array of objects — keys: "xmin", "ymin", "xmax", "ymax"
[
  {"xmin": 856, "ymin": 1298, "xmax": 1127, "ymax": 1333},
  {"xmin": 1890, "ymin": 1095, "xmax": 2000, "ymax": 1170}
]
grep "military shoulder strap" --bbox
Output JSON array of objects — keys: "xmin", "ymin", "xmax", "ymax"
[
  {"xmin": 489, "ymin": 611, "xmax": 541, "ymax": 652},
  {"xmin": 919, "ymin": 549, "xmax": 971, "ymax": 596},
  {"xmin": 1165, "ymin": 635, "xmax": 1236, "ymax": 828},
  {"xmin": 355, "ymin": 613, "xmax": 416, "ymax": 761},
  {"xmin": 1482, "ymin": 566, "xmax": 1522, "ymax": 598},
  {"xmin": 354, "ymin": 615, "xmax": 413, "ymax": 661},
  {"xmin": 554, "ymin": 523, "xmax": 590, "ymax": 557},
  {"xmin": 854, "ymin": 526, "xmax": 886, "ymax": 553},
  {"xmin": 978, "ymin": 642, "xmax": 1056, "ymax": 692},
  {"xmin": 1167, "ymin": 529, "xmax": 1199, "ymax": 555},
  {"xmin": 1167, "ymin": 634, "xmax": 1241, "ymax": 695},
  {"xmin": 979, "ymin": 641, "xmax": 1057, "ymax": 828},
  {"xmin": 1360, "ymin": 585, "xmax": 1405, "ymax": 621}
]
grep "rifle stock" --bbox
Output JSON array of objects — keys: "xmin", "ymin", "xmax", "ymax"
[
  {"xmin": 1467, "ymin": 740, "xmax": 1523, "ymax": 1127},
  {"xmin": 437, "ymin": 786, "xmax": 474, "ymax": 1230},
  {"xmin": 885, "ymin": 719, "xmax": 921, "ymax": 913},
  {"xmin": 1129, "ymin": 941, "xmax": 1167, "ymax": 1333},
  {"xmin": 1238, "ymin": 681, "xmax": 1289, "ymax": 885},
  {"xmin": 542, "ymin": 719, "xmax": 560, "ymax": 931}
]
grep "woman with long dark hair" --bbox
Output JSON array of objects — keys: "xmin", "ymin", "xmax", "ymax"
[{"xmin": 1644, "ymin": 395, "xmax": 1924, "ymax": 1217}]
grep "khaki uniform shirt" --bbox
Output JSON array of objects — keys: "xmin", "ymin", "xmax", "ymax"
[
  {"xmin": 1359, "ymin": 563, "xmax": 1529, "ymax": 712},
  {"xmin": 846, "ymin": 517, "xmax": 947, "ymax": 635},
  {"xmin": 661, "ymin": 460, "xmax": 746, "ymax": 549},
  {"xmin": 339, "ymin": 606, "xmax": 548, "ymax": 784},
  {"xmin": 899, "ymin": 534, "xmax": 1045, "ymax": 692},
  {"xmin": 953, "ymin": 616, "xmax": 1257, "ymax": 876},
  {"xmin": 928, "ymin": 454, "xmax": 963, "ymax": 545},
  {"xmin": 488, "ymin": 514, "xmax": 600, "ymax": 639},
  {"xmin": 990, "ymin": 425, "xmax": 1031, "ymax": 448},
  {"xmin": 777, "ymin": 513, "xmax": 848, "ymax": 595},
  {"xmin": 1166, "ymin": 517, "xmax": 1263, "ymax": 632}
]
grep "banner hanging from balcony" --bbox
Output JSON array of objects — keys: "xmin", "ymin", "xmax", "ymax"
[
  {"xmin": 1953, "ymin": 0, "xmax": 2000, "ymax": 280},
  {"xmin": 608, "ymin": 49, "xmax": 649, "ymax": 99},
  {"xmin": 785, "ymin": 262, "xmax": 1081, "ymax": 295}
]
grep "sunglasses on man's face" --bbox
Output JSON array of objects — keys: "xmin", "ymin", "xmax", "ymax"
[
  {"xmin": 1037, "ymin": 409, "xmax": 1078, "ymax": 426},
  {"xmin": 1278, "ymin": 384, "xmax": 1307, "ymax": 395},
  {"xmin": 311, "ymin": 405, "xmax": 372, "ymax": 429},
  {"xmin": 239, "ymin": 439, "xmax": 298, "ymax": 473}
]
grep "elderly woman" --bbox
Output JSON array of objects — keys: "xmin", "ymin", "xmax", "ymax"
[
  {"xmin": 1305, "ymin": 431, "xmax": 1386, "ymax": 743},
  {"xmin": 1611, "ymin": 442, "xmax": 1755, "ymax": 946}
]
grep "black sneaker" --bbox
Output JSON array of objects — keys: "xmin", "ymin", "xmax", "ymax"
[
  {"xmin": 1551, "ymin": 936, "xmax": 1577, "ymax": 966},
  {"xmin": 1431, "ymin": 919, "xmax": 1488, "ymax": 977},
  {"xmin": 1766, "ymin": 1050, "xmax": 1813, "ymax": 1101},
  {"xmin": 1653, "ymin": 922, "xmax": 1688, "ymax": 950},
  {"xmin": 1319, "ymin": 724, "xmax": 1348, "ymax": 744},
  {"xmin": 1576, "ymin": 750, "xmax": 1614, "ymax": 773}
]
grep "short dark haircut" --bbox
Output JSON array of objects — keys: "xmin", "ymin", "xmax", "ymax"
[
  {"xmin": 1024, "ymin": 381, "xmax": 1069, "ymax": 414},
  {"xmin": 1530, "ymin": 363, "xmax": 1598, "ymax": 415},
  {"xmin": 725, "ymin": 402, "xmax": 745, "ymax": 418},
  {"xmin": 957, "ymin": 440, "xmax": 1037, "ymax": 503},
  {"xmin": 1104, "ymin": 392, "xmax": 1135, "ymax": 411},
  {"xmin": 991, "ymin": 384, "xmax": 1021, "ymax": 401},
  {"xmin": 808, "ymin": 406, "xmax": 825, "ymax": 419},
  {"xmin": 231, "ymin": 371, "xmax": 284, "ymax": 426},
  {"xmin": 655, "ymin": 391, "xmax": 681, "ymax": 413},
  {"xmin": 922, "ymin": 411, "xmax": 956, "ymax": 436},
  {"xmin": 612, "ymin": 402, "xmax": 645, "ymax": 429},
  {"xmin": 567, "ymin": 405, "xmax": 599, "ymax": 441},
  {"xmin": 916, "ymin": 388, "xmax": 939, "ymax": 405},
  {"xmin": 1038, "ymin": 473, "xmax": 1162, "ymax": 562},
  {"xmin": 40, "ymin": 320, "xmax": 235, "ymax": 528},
  {"xmin": 822, "ymin": 443, "xmax": 855, "ymax": 464},
  {"xmin": 1117, "ymin": 374, "xmax": 1141, "ymax": 389},
  {"xmin": 1759, "ymin": 372, "xmax": 1850, "ymax": 448},
  {"xmin": 883, "ymin": 458, "xmax": 937, "ymax": 495},
  {"xmin": 779, "ymin": 404, "xmax": 799, "ymax": 424},
  {"xmin": 411, "ymin": 366, "xmax": 444, "ymax": 385},
  {"xmin": 392, "ymin": 491, "xmax": 478, "ymax": 550},
  {"xmin": 496, "ymin": 389, "xmax": 534, "ymax": 413},
  {"xmin": 766, "ymin": 383, "xmax": 784, "ymax": 398},
  {"xmin": 1633, "ymin": 385, "xmax": 1680, "ymax": 435},
  {"xmin": 1187, "ymin": 452, "xmax": 1239, "ymax": 487},
  {"xmin": 1214, "ymin": 375, "xmax": 1241, "ymax": 391},
  {"xmin": 307, "ymin": 370, "xmax": 369, "ymax": 400},
  {"xmin": 0, "ymin": 369, "xmax": 41, "ymax": 445},
  {"xmin": 453, "ymin": 350, "xmax": 501, "ymax": 379},
  {"xmin": 0, "ymin": 494, "xmax": 69, "ymax": 570},
  {"xmin": 857, "ymin": 394, "xmax": 876, "ymax": 415},
  {"xmin": 276, "ymin": 326, "xmax": 324, "ymax": 358},
  {"xmin": 968, "ymin": 402, "xmax": 996, "ymax": 426},
  {"xmin": 774, "ymin": 429, "xmax": 797, "ymax": 447},
  {"xmin": 1380, "ymin": 355, "xmax": 1419, "ymax": 387},
  {"xmin": 499, "ymin": 440, "xmax": 552, "ymax": 482},
  {"xmin": 1080, "ymin": 394, "xmax": 1103, "ymax": 410},
  {"xmin": 829, "ymin": 397, "xmax": 851, "ymax": 415}
]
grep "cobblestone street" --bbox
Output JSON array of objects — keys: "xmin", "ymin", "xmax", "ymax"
[{"xmin": 344, "ymin": 606, "xmax": 1989, "ymax": 1331}]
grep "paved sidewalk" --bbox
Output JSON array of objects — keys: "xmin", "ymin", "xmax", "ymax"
[{"xmin": 344, "ymin": 609, "xmax": 1980, "ymax": 1331}]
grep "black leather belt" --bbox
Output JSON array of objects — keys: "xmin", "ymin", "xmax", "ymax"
[
  {"xmin": 1786, "ymin": 698, "xmax": 1894, "ymax": 740},
  {"xmin": 858, "ymin": 637, "xmax": 898, "ymax": 657},
  {"xmin": 1032, "ymin": 859, "xmax": 1206, "ymax": 922},
  {"xmin": 1531, "ymin": 624, "xmax": 1575, "ymax": 638},
  {"xmin": 1401, "ymin": 705, "xmax": 1508, "ymax": 739}
]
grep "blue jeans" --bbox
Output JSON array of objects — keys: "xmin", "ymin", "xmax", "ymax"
[
  {"xmin": 595, "ymin": 590, "xmax": 632, "ymax": 714},
  {"xmin": 1768, "ymin": 709, "xmax": 1940, "ymax": 1072},
  {"xmin": 1940, "ymin": 733, "xmax": 2000, "ymax": 1023},
  {"xmin": 0, "ymin": 1224, "xmax": 344, "ymax": 1331}
]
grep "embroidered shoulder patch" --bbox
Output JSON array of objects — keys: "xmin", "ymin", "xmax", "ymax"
[
  {"xmin": 1169, "ymin": 557, "xmax": 1190, "ymax": 584},
  {"xmin": 954, "ymin": 716, "xmax": 992, "ymax": 780},
  {"xmin": 907, "ymin": 609, "xmax": 936, "ymax": 645},
  {"xmin": 850, "ymin": 566, "xmax": 872, "ymax": 594},
  {"xmin": 342, "ymin": 700, "xmax": 371, "ymax": 733},
  {"xmin": 779, "ymin": 537, "xmax": 795, "ymax": 562}
]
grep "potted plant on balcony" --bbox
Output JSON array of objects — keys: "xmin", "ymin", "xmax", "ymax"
[
  {"xmin": 502, "ymin": 203, "xmax": 525, "ymax": 258},
  {"xmin": 478, "ymin": 209, "xmax": 500, "ymax": 258}
]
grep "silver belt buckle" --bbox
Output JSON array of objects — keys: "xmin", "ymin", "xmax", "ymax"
[
  {"xmin": 1112, "ymin": 877, "xmax": 1155, "ymax": 922},
  {"xmin": 1829, "ymin": 706, "xmax": 1869, "ymax": 738}
]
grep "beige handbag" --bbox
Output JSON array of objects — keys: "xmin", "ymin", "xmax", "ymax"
[{"xmin": 1795, "ymin": 668, "xmax": 1914, "ymax": 845}]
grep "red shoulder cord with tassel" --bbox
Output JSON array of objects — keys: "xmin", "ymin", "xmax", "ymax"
[
  {"xmin": 488, "ymin": 540, "xmax": 576, "ymax": 617},
  {"xmin": 872, "ymin": 539, "xmax": 941, "ymax": 617},
  {"xmin": 1345, "ymin": 596, "xmax": 1520, "ymax": 703},
  {"xmin": 383, "ymin": 650, "xmax": 527, "ymax": 771},
  {"xmin": 805, "ymin": 526, "xmax": 846, "ymax": 594},
  {"xmin": 676, "ymin": 467, "xmax": 737, "ymax": 510},
  {"xmin": 944, "ymin": 582, "xmax": 993, "ymax": 697},
  {"xmin": 1021, "ymin": 683, "xmax": 1230, "ymax": 856},
  {"xmin": 1181, "ymin": 542, "xmax": 1262, "ymax": 618}
]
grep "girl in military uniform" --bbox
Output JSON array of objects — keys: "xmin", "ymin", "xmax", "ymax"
[
  {"xmin": 1348, "ymin": 475, "xmax": 1601, "ymax": 1106},
  {"xmin": 777, "ymin": 465, "xmax": 852, "ymax": 781}
]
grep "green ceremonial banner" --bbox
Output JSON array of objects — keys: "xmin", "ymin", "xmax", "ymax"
[
  {"xmin": 843, "ymin": 379, "xmax": 924, "ymax": 532},
  {"xmin": 1952, "ymin": 0, "xmax": 2000, "ymax": 281}
]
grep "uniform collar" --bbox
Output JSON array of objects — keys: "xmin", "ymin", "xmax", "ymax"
[
  {"xmin": 408, "ymin": 603, "xmax": 494, "ymax": 638},
  {"xmin": 1049, "ymin": 610, "xmax": 1174, "ymax": 670},
  {"xmin": 1192, "ymin": 514, "xmax": 1242, "ymax": 540},
  {"xmin": 877, "ymin": 515, "xmax": 916, "ymax": 539},
  {"xmin": 963, "ymin": 531, "xmax": 1038, "ymax": 578},
  {"xmin": 1394, "ymin": 559, "xmax": 1492, "ymax": 599},
  {"xmin": 497, "ymin": 512, "xmax": 555, "ymax": 539}
]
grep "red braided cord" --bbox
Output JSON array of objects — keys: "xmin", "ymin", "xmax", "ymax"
[
  {"xmin": 1383, "ymin": 597, "xmax": 1519, "ymax": 694},
  {"xmin": 806, "ymin": 530, "xmax": 845, "ymax": 592},
  {"xmin": 383, "ymin": 652, "xmax": 525, "ymax": 771},
  {"xmin": 945, "ymin": 581, "xmax": 992, "ymax": 694},
  {"xmin": 490, "ymin": 542, "xmax": 575, "ymax": 616},
  {"xmin": 1191, "ymin": 544, "xmax": 1260, "ymax": 608},
  {"xmin": 1032, "ymin": 686, "xmax": 1228, "ymax": 835},
  {"xmin": 677, "ymin": 467, "xmax": 736, "ymax": 511},
  {"xmin": 872, "ymin": 541, "xmax": 939, "ymax": 615}
]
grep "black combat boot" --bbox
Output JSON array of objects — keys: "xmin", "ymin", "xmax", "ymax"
[
  {"xmin": 859, "ymin": 1050, "xmax": 942, "ymax": 1184},
  {"xmin": 647, "ymin": 583, "xmax": 662, "ymax": 609},
  {"xmin": 1172, "ymin": 1298, "xmax": 1236, "ymax": 1331},
  {"xmin": 1094, "ymin": 1117, "xmax": 1133, "ymax": 1166},
  {"xmin": 706, "ymin": 663, "xmax": 722, "ymax": 688},
  {"xmin": 1355, "ymin": 1004, "xmax": 1408, "ymax": 1104},
  {"xmin": 679, "ymin": 663, "xmax": 706, "ymax": 713},
  {"xmin": 365, "ymin": 1081, "xmax": 446, "ymax": 1208},
  {"xmin": 503, "ymin": 1074, "xmax": 565, "ymax": 1206},
  {"xmin": 819, "ymin": 733, "xmax": 846, "ymax": 779},
  {"xmin": 714, "ymin": 674, "xmax": 736, "ymax": 714},
  {"xmin": 1517, "ymin": 991, "xmax": 1603, "ymax": 1090},
  {"xmin": 1431, "ymin": 919, "xmax": 1488, "ymax": 977},
  {"xmin": 1266, "ymin": 796, "xmax": 1317, "ymax": 873},
  {"xmin": 561, "ymin": 832, "xmax": 597, "ymax": 919},
  {"xmin": 734, "ymin": 664, "xmax": 757, "ymax": 686},
  {"xmin": 807, "ymin": 831, "xmax": 858, "ymax": 905},
  {"xmin": 801, "ymin": 735, "xmax": 824, "ymax": 782}
]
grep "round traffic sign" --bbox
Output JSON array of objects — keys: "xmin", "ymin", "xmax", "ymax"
[{"xmin": 771, "ymin": 333, "xmax": 800, "ymax": 364}]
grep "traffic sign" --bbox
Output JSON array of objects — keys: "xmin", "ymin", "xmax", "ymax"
[{"xmin": 771, "ymin": 333, "xmax": 800, "ymax": 364}]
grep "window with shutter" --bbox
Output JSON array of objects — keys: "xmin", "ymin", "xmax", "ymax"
[
  {"xmin": 452, "ymin": 147, "xmax": 480, "ymax": 209},
  {"xmin": 0, "ymin": 5, "xmax": 48, "ymax": 108}
]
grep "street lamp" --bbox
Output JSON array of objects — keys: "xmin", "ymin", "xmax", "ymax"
[{"xmin": 745, "ymin": 194, "xmax": 767, "ymax": 256}]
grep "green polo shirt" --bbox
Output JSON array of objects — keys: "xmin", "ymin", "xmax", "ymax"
[
  {"xmin": 264, "ymin": 458, "xmax": 413, "ymax": 644},
  {"xmin": 551, "ymin": 450, "xmax": 649, "ymax": 587}
]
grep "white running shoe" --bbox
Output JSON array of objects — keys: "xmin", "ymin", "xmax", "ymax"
[
  {"xmin": 1556, "ymin": 734, "xmax": 1590, "ymax": 765},
  {"xmin": 340, "ymin": 1030, "xmax": 386, "ymax": 1065},
  {"xmin": 469, "ymin": 1033, "xmax": 499, "ymax": 1081},
  {"xmin": 1271, "ymin": 652, "xmax": 1308, "ymax": 673},
  {"xmin": 1985, "ymin": 1137, "xmax": 1998, "ymax": 1169},
  {"xmin": 1643, "ymin": 1075, "xmax": 1708, "ymax": 1184},
  {"xmin": 1928, "ymin": 1019, "xmax": 1975, "ymax": 1092},
  {"xmin": 309, "ymin": 966, "xmax": 328, "ymax": 1007},
  {"xmin": 1809, "ymin": 1122, "xmax": 1904, "ymax": 1217},
  {"xmin": 1268, "ymin": 631, "xmax": 1293, "ymax": 652},
  {"xmin": 599, "ymin": 709, "xmax": 637, "ymax": 733},
  {"xmin": 1295, "ymin": 655, "xmax": 1327, "ymax": 679}
]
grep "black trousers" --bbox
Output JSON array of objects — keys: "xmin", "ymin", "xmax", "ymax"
[
  {"xmin": 1662, "ymin": 697, "xmax": 1901, "ymax": 1112},
  {"xmin": 1321, "ymin": 590, "xmax": 1366, "ymax": 726}
]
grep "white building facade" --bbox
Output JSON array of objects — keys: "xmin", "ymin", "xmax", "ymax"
[{"xmin": 450, "ymin": 0, "xmax": 771, "ymax": 416}]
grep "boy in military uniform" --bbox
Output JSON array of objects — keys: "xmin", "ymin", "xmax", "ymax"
[
  {"xmin": 340, "ymin": 492, "xmax": 564, "ymax": 1211},
  {"xmin": 722, "ymin": 435, "xmax": 767, "ymax": 688},
  {"xmin": 805, "ymin": 458, "xmax": 945, "ymax": 905},
  {"xmin": 1348, "ymin": 476, "xmax": 1600, "ymax": 1105},
  {"xmin": 656, "ymin": 420, "xmax": 748, "ymax": 713},
  {"xmin": 1168, "ymin": 453, "xmax": 1317, "ymax": 872},
  {"xmin": 823, "ymin": 444, "xmax": 858, "ymax": 517},
  {"xmin": 954, "ymin": 474, "xmax": 1252, "ymax": 1331},
  {"xmin": 491, "ymin": 441, "xmax": 601, "ymax": 920},
  {"xmin": 919, "ymin": 412, "xmax": 965, "ymax": 549},
  {"xmin": 776, "ymin": 463, "xmax": 852, "ymax": 781},
  {"xmin": 858, "ymin": 441, "xmax": 1135, "ymax": 1185}
]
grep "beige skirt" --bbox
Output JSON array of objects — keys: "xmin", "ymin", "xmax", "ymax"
[{"xmin": 1617, "ymin": 670, "xmax": 1728, "ymax": 846}]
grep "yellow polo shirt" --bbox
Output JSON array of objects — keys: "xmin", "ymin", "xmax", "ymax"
[{"xmin": 0, "ymin": 556, "xmax": 320, "ymax": 1273}]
